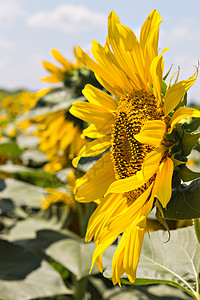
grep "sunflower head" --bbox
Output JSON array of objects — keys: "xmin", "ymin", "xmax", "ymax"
[{"xmin": 69, "ymin": 9, "xmax": 200, "ymax": 285}]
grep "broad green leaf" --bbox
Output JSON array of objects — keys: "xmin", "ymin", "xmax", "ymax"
[
  {"xmin": 46, "ymin": 239, "xmax": 116, "ymax": 280},
  {"xmin": 46, "ymin": 239, "xmax": 99, "ymax": 280},
  {"xmin": 103, "ymin": 285, "xmax": 192, "ymax": 300},
  {"xmin": 0, "ymin": 178, "xmax": 42, "ymax": 208},
  {"xmin": 20, "ymin": 91, "xmax": 84, "ymax": 120},
  {"xmin": 104, "ymin": 227, "xmax": 200, "ymax": 298},
  {"xmin": 0, "ymin": 165, "xmax": 63, "ymax": 187},
  {"xmin": 182, "ymin": 131, "xmax": 200, "ymax": 157},
  {"xmin": 178, "ymin": 165, "xmax": 200, "ymax": 182},
  {"xmin": 8, "ymin": 211, "xmax": 70, "ymax": 240},
  {"xmin": 0, "ymin": 240, "xmax": 71, "ymax": 300},
  {"xmin": 183, "ymin": 118, "xmax": 200, "ymax": 133},
  {"xmin": 20, "ymin": 149, "xmax": 47, "ymax": 167},
  {"xmin": 0, "ymin": 142, "xmax": 22, "ymax": 156},
  {"xmin": 163, "ymin": 178, "xmax": 200, "ymax": 220}
]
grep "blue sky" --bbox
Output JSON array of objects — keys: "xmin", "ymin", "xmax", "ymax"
[{"xmin": 0, "ymin": 0, "xmax": 200, "ymax": 102}]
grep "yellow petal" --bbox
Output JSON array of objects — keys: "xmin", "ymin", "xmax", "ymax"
[
  {"xmin": 77, "ymin": 46, "xmax": 124, "ymax": 98},
  {"xmin": 164, "ymin": 72, "xmax": 198, "ymax": 116},
  {"xmin": 140, "ymin": 9, "xmax": 162, "ymax": 56},
  {"xmin": 134, "ymin": 120, "xmax": 167, "ymax": 147},
  {"xmin": 69, "ymin": 101, "xmax": 115, "ymax": 134},
  {"xmin": 82, "ymin": 84, "xmax": 118, "ymax": 111},
  {"xmin": 107, "ymin": 11, "xmax": 146, "ymax": 90},
  {"xmin": 150, "ymin": 48, "xmax": 169, "ymax": 105},
  {"xmin": 153, "ymin": 157, "xmax": 174, "ymax": 208},
  {"xmin": 75, "ymin": 152, "xmax": 115, "ymax": 202},
  {"xmin": 106, "ymin": 172, "xmax": 145, "ymax": 194},
  {"xmin": 51, "ymin": 49, "xmax": 72, "ymax": 71},
  {"xmin": 72, "ymin": 135, "xmax": 111, "ymax": 168},
  {"xmin": 91, "ymin": 40, "xmax": 133, "ymax": 94},
  {"xmin": 81, "ymin": 124, "xmax": 104, "ymax": 139},
  {"xmin": 42, "ymin": 61, "xmax": 64, "ymax": 75},
  {"xmin": 40, "ymin": 75, "xmax": 63, "ymax": 83},
  {"xmin": 85, "ymin": 193, "xmax": 127, "ymax": 243},
  {"xmin": 141, "ymin": 146, "xmax": 165, "ymax": 181},
  {"xmin": 169, "ymin": 107, "xmax": 200, "ymax": 133}
]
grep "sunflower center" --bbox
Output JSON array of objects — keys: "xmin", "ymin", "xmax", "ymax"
[{"xmin": 111, "ymin": 90, "xmax": 163, "ymax": 181}]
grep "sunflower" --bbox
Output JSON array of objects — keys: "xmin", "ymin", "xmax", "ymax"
[
  {"xmin": 41, "ymin": 47, "xmax": 79, "ymax": 84},
  {"xmin": 40, "ymin": 187, "xmax": 75, "ymax": 210},
  {"xmin": 33, "ymin": 109, "xmax": 86, "ymax": 173},
  {"xmin": 69, "ymin": 10, "xmax": 200, "ymax": 285}
]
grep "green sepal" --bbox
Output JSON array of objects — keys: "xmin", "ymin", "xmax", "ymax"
[
  {"xmin": 178, "ymin": 164, "xmax": 200, "ymax": 182},
  {"xmin": 163, "ymin": 64, "xmax": 173, "ymax": 81},
  {"xmin": 161, "ymin": 79, "xmax": 167, "ymax": 97},
  {"xmin": 162, "ymin": 178, "xmax": 200, "ymax": 220},
  {"xmin": 155, "ymin": 201, "xmax": 170, "ymax": 239}
]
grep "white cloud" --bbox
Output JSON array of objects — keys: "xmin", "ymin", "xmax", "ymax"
[
  {"xmin": 0, "ymin": 0, "xmax": 25, "ymax": 28},
  {"xmin": 0, "ymin": 36, "xmax": 14, "ymax": 51},
  {"xmin": 27, "ymin": 4, "xmax": 106, "ymax": 34}
]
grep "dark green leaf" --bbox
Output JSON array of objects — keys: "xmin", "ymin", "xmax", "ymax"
[
  {"xmin": 0, "ymin": 240, "xmax": 71, "ymax": 300},
  {"xmin": 178, "ymin": 165, "xmax": 200, "ymax": 182},
  {"xmin": 182, "ymin": 131, "xmax": 200, "ymax": 156},
  {"xmin": 163, "ymin": 178, "xmax": 200, "ymax": 220}
]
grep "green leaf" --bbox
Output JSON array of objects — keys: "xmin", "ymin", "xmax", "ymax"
[
  {"xmin": 103, "ymin": 285, "xmax": 192, "ymax": 299},
  {"xmin": 182, "ymin": 131, "xmax": 200, "ymax": 157},
  {"xmin": 161, "ymin": 80, "xmax": 168, "ymax": 96},
  {"xmin": 0, "ymin": 178, "xmax": 42, "ymax": 208},
  {"xmin": 0, "ymin": 165, "xmax": 63, "ymax": 187},
  {"xmin": 46, "ymin": 238, "xmax": 116, "ymax": 280},
  {"xmin": 8, "ymin": 212, "xmax": 71, "ymax": 240},
  {"xmin": 178, "ymin": 165, "xmax": 200, "ymax": 182},
  {"xmin": 0, "ymin": 240, "xmax": 71, "ymax": 300},
  {"xmin": 163, "ymin": 178, "xmax": 200, "ymax": 220},
  {"xmin": 182, "ymin": 117, "xmax": 200, "ymax": 133},
  {"xmin": 0, "ymin": 142, "xmax": 22, "ymax": 156},
  {"xmin": 104, "ymin": 227, "xmax": 199, "ymax": 298},
  {"xmin": 46, "ymin": 239, "xmax": 99, "ymax": 280}
]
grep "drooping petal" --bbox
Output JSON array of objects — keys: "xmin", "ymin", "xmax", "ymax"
[
  {"xmin": 112, "ymin": 194, "xmax": 154, "ymax": 285},
  {"xmin": 153, "ymin": 157, "xmax": 174, "ymax": 208},
  {"xmin": 85, "ymin": 193, "xmax": 127, "ymax": 243},
  {"xmin": 75, "ymin": 152, "xmax": 115, "ymax": 202},
  {"xmin": 134, "ymin": 120, "xmax": 167, "ymax": 147},
  {"xmin": 82, "ymin": 84, "xmax": 118, "ymax": 111},
  {"xmin": 169, "ymin": 107, "xmax": 200, "ymax": 133},
  {"xmin": 72, "ymin": 135, "xmax": 111, "ymax": 168},
  {"xmin": 164, "ymin": 72, "xmax": 198, "ymax": 116}
]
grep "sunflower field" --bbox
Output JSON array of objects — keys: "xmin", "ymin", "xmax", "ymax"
[{"xmin": 1, "ymin": 8, "xmax": 200, "ymax": 300}]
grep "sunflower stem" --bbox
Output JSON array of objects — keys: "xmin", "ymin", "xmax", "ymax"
[{"xmin": 194, "ymin": 218, "xmax": 200, "ymax": 244}]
